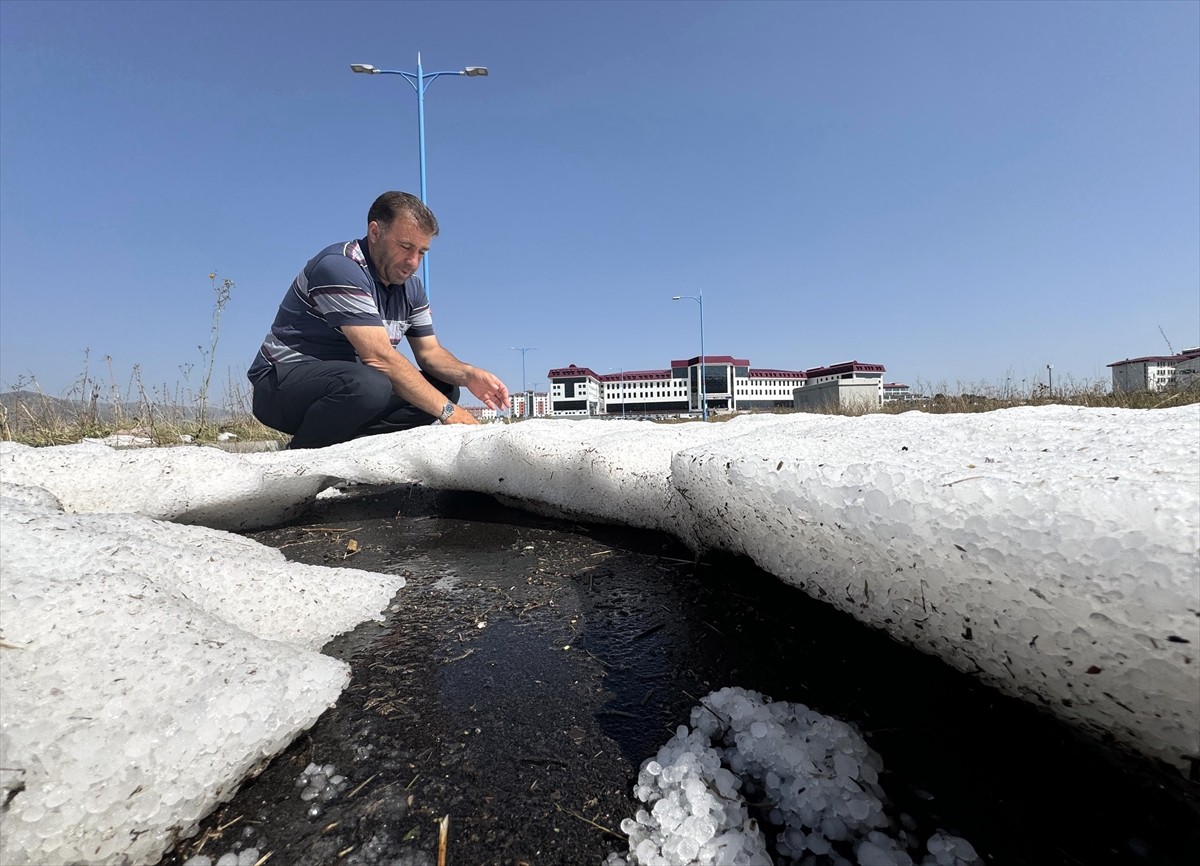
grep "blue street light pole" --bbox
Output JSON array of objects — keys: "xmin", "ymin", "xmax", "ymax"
[
  {"xmin": 672, "ymin": 293, "xmax": 707, "ymax": 421},
  {"xmin": 351, "ymin": 55, "xmax": 488, "ymax": 295}
]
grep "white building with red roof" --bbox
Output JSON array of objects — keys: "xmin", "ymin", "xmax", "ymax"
[
  {"xmin": 1108, "ymin": 348, "xmax": 1200, "ymax": 393},
  {"xmin": 546, "ymin": 356, "xmax": 880, "ymax": 417}
]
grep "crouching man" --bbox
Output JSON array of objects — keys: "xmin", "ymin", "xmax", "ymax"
[{"xmin": 247, "ymin": 192, "xmax": 509, "ymax": 449}]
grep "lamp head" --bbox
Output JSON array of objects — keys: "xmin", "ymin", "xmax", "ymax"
[
  {"xmin": 350, "ymin": 64, "xmax": 379, "ymax": 74},
  {"xmin": 671, "ymin": 295, "xmax": 682, "ymax": 300},
  {"xmin": 463, "ymin": 66, "xmax": 489, "ymax": 77}
]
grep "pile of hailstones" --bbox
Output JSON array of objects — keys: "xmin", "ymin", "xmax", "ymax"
[
  {"xmin": 182, "ymin": 849, "xmax": 262, "ymax": 866},
  {"xmin": 296, "ymin": 761, "xmax": 350, "ymax": 818},
  {"xmin": 604, "ymin": 687, "xmax": 982, "ymax": 866},
  {"xmin": 181, "ymin": 763, "xmax": 348, "ymax": 866}
]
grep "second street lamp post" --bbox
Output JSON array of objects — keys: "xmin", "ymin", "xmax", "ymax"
[
  {"xmin": 511, "ymin": 347, "xmax": 538, "ymax": 418},
  {"xmin": 672, "ymin": 293, "xmax": 707, "ymax": 421},
  {"xmin": 608, "ymin": 368, "xmax": 626, "ymax": 419},
  {"xmin": 351, "ymin": 55, "xmax": 487, "ymax": 295},
  {"xmin": 530, "ymin": 382, "xmax": 543, "ymax": 418}
]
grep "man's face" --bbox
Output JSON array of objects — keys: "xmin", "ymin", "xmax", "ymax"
[{"xmin": 367, "ymin": 217, "xmax": 433, "ymax": 286}]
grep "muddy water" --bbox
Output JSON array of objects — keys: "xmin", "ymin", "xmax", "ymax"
[{"xmin": 162, "ymin": 485, "xmax": 1199, "ymax": 866}]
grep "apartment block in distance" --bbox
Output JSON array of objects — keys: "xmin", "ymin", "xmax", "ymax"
[
  {"xmin": 1108, "ymin": 348, "xmax": 1200, "ymax": 393},
  {"xmin": 510, "ymin": 390, "xmax": 551, "ymax": 419}
]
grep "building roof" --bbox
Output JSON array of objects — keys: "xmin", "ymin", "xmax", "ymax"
[
  {"xmin": 806, "ymin": 360, "xmax": 886, "ymax": 376},
  {"xmin": 1107, "ymin": 349, "xmax": 1200, "ymax": 368},
  {"xmin": 546, "ymin": 364, "xmax": 601, "ymax": 379},
  {"xmin": 747, "ymin": 369, "xmax": 807, "ymax": 378},
  {"xmin": 597, "ymin": 369, "xmax": 672, "ymax": 382},
  {"xmin": 669, "ymin": 355, "xmax": 751, "ymax": 368}
]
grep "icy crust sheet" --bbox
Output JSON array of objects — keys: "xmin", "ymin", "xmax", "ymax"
[
  {"xmin": 0, "ymin": 420, "xmax": 788, "ymax": 534},
  {"xmin": 0, "ymin": 493, "xmax": 406, "ymax": 866},
  {"xmin": 605, "ymin": 687, "xmax": 983, "ymax": 866},
  {"xmin": 1, "ymin": 405, "xmax": 1197, "ymax": 777}
]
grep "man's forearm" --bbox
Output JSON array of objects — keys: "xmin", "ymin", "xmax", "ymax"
[
  {"xmin": 408, "ymin": 334, "xmax": 509, "ymax": 411},
  {"xmin": 411, "ymin": 344, "xmax": 472, "ymax": 388},
  {"xmin": 367, "ymin": 354, "xmax": 451, "ymax": 414},
  {"xmin": 341, "ymin": 325, "xmax": 456, "ymax": 416}
]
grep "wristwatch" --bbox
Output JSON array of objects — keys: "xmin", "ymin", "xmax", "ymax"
[{"xmin": 438, "ymin": 401, "xmax": 456, "ymax": 422}]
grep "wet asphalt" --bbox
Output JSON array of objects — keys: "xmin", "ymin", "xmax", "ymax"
[{"xmin": 161, "ymin": 484, "xmax": 1200, "ymax": 866}]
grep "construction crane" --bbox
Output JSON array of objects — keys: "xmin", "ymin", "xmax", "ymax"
[{"xmin": 1159, "ymin": 325, "xmax": 1175, "ymax": 356}]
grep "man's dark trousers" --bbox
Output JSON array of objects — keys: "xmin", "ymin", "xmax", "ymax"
[{"xmin": 252, "ymin": 361, "xmax": 459, "ymax": 450}]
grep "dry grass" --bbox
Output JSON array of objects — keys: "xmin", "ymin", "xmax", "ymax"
[
  {"xmin": 0, "ymin": 276, "xmax": 290, "ymax": 448},
  {"xmin": 875, "ymin": 382, "xmax": 1200, "ymax": 415},
  {"xmin": 0, "ymin": 366, "xmax": 287, "ymax": 448}
]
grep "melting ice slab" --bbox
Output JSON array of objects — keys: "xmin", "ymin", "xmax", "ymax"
[
  {"xmin": 0, "ymin": 488, "xmax": 405, "ymax": 865},
  {"xmin": 670, "ymin": 407, "xmax": 1200, "ymax": 777},
  {"xmin": 1, "ymin": 405, "xmax": 1197, "ymax": 864}
]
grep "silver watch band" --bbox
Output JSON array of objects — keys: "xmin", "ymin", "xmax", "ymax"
[{"xmin": 438, "ymin": 401, "xmax": 456, "ymax": 422}]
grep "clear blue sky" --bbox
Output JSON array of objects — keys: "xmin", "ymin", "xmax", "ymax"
[{"xmin": 2, "ymin": 0, "xmax": 1197, "ymax": 403}]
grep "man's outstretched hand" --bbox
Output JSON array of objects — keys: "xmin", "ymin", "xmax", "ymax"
[{"xmin": 464, "ymin": 367, "xmax": 511, "ymax": 411}]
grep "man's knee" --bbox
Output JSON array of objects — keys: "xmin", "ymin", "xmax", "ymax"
[
  {"xmin": 270, "ymin": 362, "xmax": 392, "ymax": 431},
  {"xmin": 251, "ymin": 373, "xmax": 290, "ymax": 433},
  {"xmin": 292, "ymin": 362, "xmax": 392, "ymax": 411},
  {"xmin": 343, "ymin": 366, "xmax": 393, "ymax": 410}
]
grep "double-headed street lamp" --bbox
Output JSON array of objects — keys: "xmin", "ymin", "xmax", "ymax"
[
  {"xmin": 351, "ymin": 54, "xmax": 488, "ymax": 294},
  {"xmin": 672, "ymin": 293, "xmax": 707, "ymax": 421}
]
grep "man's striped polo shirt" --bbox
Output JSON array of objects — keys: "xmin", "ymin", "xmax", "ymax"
[{"xmin": 248, "ymin": 237, "xmax": 434, "ymax": 383}]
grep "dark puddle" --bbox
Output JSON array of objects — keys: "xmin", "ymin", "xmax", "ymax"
[{"xmin": 162, "ymin": 484, "xmax": 1200, "ymax": 866}]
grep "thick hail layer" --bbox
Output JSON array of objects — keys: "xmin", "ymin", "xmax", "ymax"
[{"xmin": 1, "ymin": 406, "xmax": 1197, "ymax": 864}]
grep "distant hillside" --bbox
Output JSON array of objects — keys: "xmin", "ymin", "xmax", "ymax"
[
  {"xmin": 1, "ymin": 390, "xmax": 82, "ymax": 416},
  {"xmin": 0, "ymin": 391, "xmax": 235, "ymax": 425}
]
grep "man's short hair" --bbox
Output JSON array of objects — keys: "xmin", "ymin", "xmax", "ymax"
[{"xmin": 368, "ymin": 192, "xmax": 440, "ymax": 236}]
